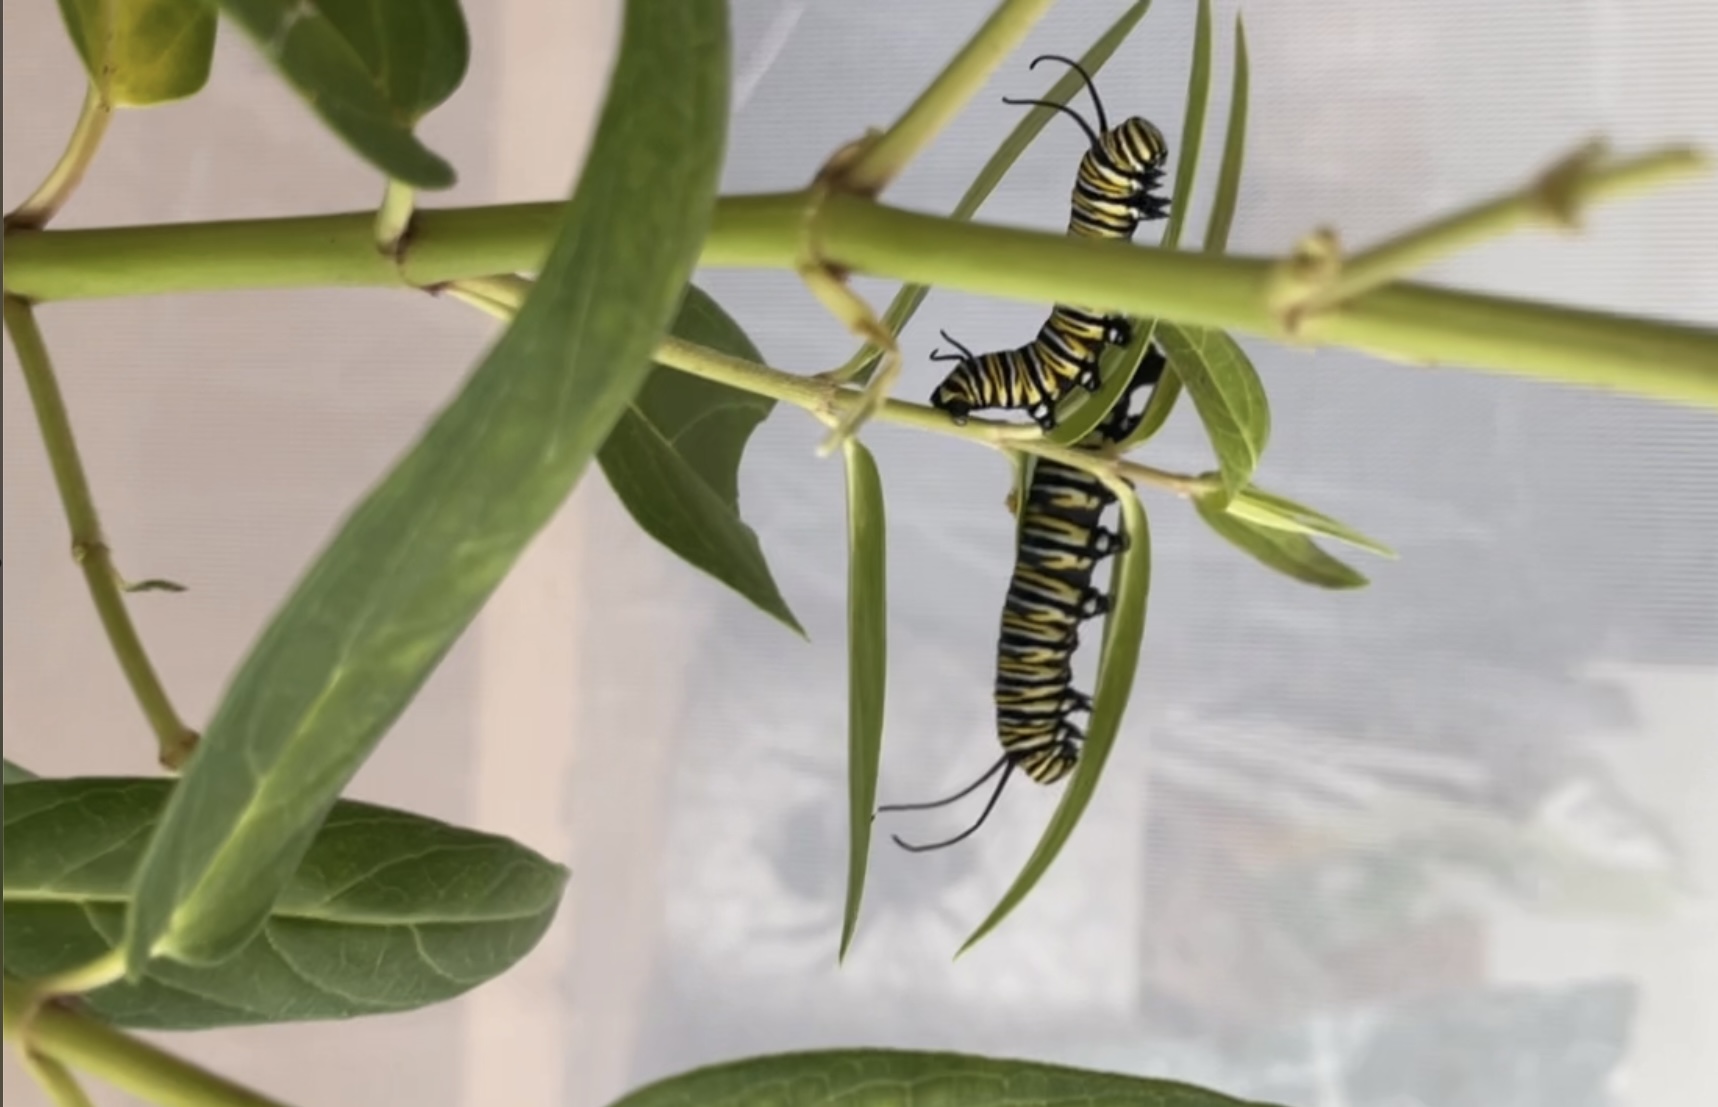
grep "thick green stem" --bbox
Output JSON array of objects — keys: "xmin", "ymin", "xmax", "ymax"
[
  {"xmin": 6, "ymin": 172, "xmax": 1715, "ymax": 407},
  {"xmin": 837, "ymin": 0, "xmax": 1058, "ymax": 194},
  {"xmin": 3, "ymin": 978, "xmax": 293, "ymax": 1107},
  {"xmin": 20, "ymin": 1049, "xmax": 97, "ymax": 1107},
  {"xmin": 3, "ymin": 296, "xmax": 199, "ymax": 769},
  {"xmin": 5, "ymin": 84, "xmax": 112, "ymax": 232}
]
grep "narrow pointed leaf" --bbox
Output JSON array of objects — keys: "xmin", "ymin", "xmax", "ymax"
[
  {"xmin": 5, "ymin": 777, "xmax": 567, "ymax": 1029},
  {"xmin": 838, "ymin": 440, "xmax": 887, "ymax": 961},
  {"xmin": 1046, "ymin": 320, "xmax": 1161, "ymax": 446},
  {"xmin": 1195, "ymin": 493, "xmax": 1368, "ymax": 589},
  {"xmin": 209, "ymin": 0, "xmax": 471, "ymax": 187},
  {"xmin": 1225, "ymin": 484, "xmax": 1397, "ymax": 559},
  {"xmin": 964, "ymin": 489, "xmax": 1151, "ymax": 952},
  {"xmin": 1120, "ymin": 365, "xmax": 1183, "ymax": 447},
  {"xmin": 1160, "ymin": 0, "xmax": 1212, "ymax": 251},
  {"xmin": 606, "ymin": 1049, "xmax": 1282, "ymax": 1107},
  {"xmin": 600, "ymin": 286, "xmax": 800, "ymax": 634},
  {"xmin": 2, "ymin": 761, "xmax": 38, "ymax": 784},
  {"xmin": 56, "ymin": 0, "xmax": 217, "ymax": 106},
  {"xmin": 842, "ymin": 1, "xmax": 1155, "ymax": 384},
  {"xmin": 1156, "ymin": 321, "xmax": 1269, "ymax": 501},
  {"xmin": 121, "ymin": 0, "xmax": 727, "ymax": 975},
  {"xmin": 1202, "ymin": 16, "xmax": 1249, "ymax": 254}
]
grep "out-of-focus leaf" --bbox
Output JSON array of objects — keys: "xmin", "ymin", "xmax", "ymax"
[
  {"xmin": 1203, "ymin": 15, "xmax": 1249, "ymax": 253},
  {"xmin": 964, "ymin": 488, "xmax": 1151, "ymax": 952},
  {"xmin": 2, "ymin": 761, "xmax": 38, "ymax": 783},
  {"xmin": 4, "ymin": 777, "xmax": 567, "ymax": 1029},
  {"xmin": 1195, "ymin": 493, "xmax": 1368, "ymax": 589},
  {"xmin": 600, "ymin": 286, "xmax": 800, "ymax": 634},
  {"xmin": 57, "ymin": 0, "xmax": 217, "ymax": 106},
  {"xmin": 120, "ymin": 0, "xmax": 727, "ymax": 975},
  {"xmin": 605, "ymin": 1049, "xmax": 1280, "ymax": 1107},
  {"xmin": 1156, "ymin": 321, "xmax": 1269, "ymax": 501},
  {"xmin": 208, "ymin": 0, "xmax": 471, "ymax": 187},
  {"xmin": 838, "ymin": 440, "xmax": 887, "ymax": 961},
  {"xmin": 843, "ymin": 0, "xmax": 1156, "ymax": 384},
  {"xmin": 1225, "ymin": 483, "xmax": 1397, "ymax": 559}
]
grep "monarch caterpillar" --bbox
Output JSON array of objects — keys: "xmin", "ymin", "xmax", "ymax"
[
  {"xmin": 883, "ymin": 344, "xmax": 1169, "ymax": 851},
  {"xmin": 929, "ymin": 55, "xmax": 1170, "ymax": 430}
]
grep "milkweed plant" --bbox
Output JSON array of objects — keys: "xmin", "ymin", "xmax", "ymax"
[{"xmin": 3, "ymin": 1, "xmax": 1713, "ymax": 1105}]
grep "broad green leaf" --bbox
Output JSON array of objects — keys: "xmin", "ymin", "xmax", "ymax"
[
  {"xmin": 838, "ymin": 440, "xmax": 887, "ymax": 961},
  {"xmin": 839, "ymin": 0, "xmax": 1155, "ymax": 384},
  {"xmin": 209, "ymin": 0, "xmax": 471, "ymax": 188},
  {"xmin": 1155, "ymin": 321, "xmax": 1269, "ymax": 502},
  {"xmin": 4, "ymin": 777, "xmax": 566, "ymax": 1028},
  {"xmin": 1160, "ymin": 0, "xmax": 1212, "ymax": 251},
  {"xmin": 2, "ymin": 760, "xmax": 39, "ymax": 783},
  {"xmin": 599, "ymin": 286, "xmax": 800, "ymax": 635},
  {"xmin": 1202, "ymin": 16, "xmax": 1249, "ymax": 254},
  {"xmin": 1194, "ymin": 493, "xmax": 1368, "ymax": 589},
  {"xmin": 57, "ymin": 0, "xmax": 217, "ymax": 106},
  {"xmin": 1224, "ymin": 483, "xmax": 1397, "ymax": 559},
  {"xmin": 606, "ymin": 1049, "xmax": 1279, "ymax": 1107},
  {"xmin": 964, "ymin": 489, "xmax": 1152, "ymax": 952},
  {"xmin": 121, "ymin": 0, "xmax": 728, "ymax": 974}
]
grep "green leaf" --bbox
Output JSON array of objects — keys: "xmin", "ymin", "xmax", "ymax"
[
  {"xmin": 2, "ymin": 761, "xmax": 39, "ymax": 783},
  {"xmin": 840, "ymin": 0, "xmax": 1155, "ymax": 384},
  {"xmin": 1225, "ymin": 484, "xmax": 1398, "ymax": 559},
  {"xmin": 1202, "ymin": 15, "xmax": 1249, "ymax": 254},
  {"xmin": 838, "ymin": 440, "xmax": 887, "ymax": 962},
  {"xmin": 209, "ymin": 0, "xmax": 471, "ymax": 188},
  {"xmin": 1160, "ymin": 0, "xmax": 1212, "ymax": 251},
  {"xmin": 4, "ymin": 777, "xmax": 567, "ymax": 1029},
  {"xmin": 965, "ymin": 489, "xmax": 1152, "ymax": 952},
  {"xmin": 1194, "ymin": 493, "xmax": 1368, "ymax": 589},
  {"xmin": 56, "ymin": 0, "xmax": 217, "ymax": 106},
  {"xmin": 599, "ymin": 286, "xmax": 800, "ymax": 635},
  {"xmin": 121, "ymin": 0, "xmax": 727, "ymax": 975},
  {"xmin": 1045, "ymin": 320, "xmax": 1160, "ymax": 446},
  {"xmin": 1120, "ymin": 364, "xmax": 1183, "ymax": 447},
  {"xmin": 606, "ymin": 1049, "xmax": 1279, "ymax": 1107},
  {"xmin": 1155, "ymin": 321, "xmax": 1269, "ymax": 501}
]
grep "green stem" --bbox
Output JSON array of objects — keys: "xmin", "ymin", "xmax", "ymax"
[
  {"xmin": 3, "ymin": 296, "xmax": 199, "ymax": 769},
  {"xmin": 836, "ymin": 0, "xmax": 1059, "ymax": 195},
  {"xmin": 6, "ymin": 171, "xmax": 1715, "ymax": 407},
  {"xmin": 3, "ymin": 978, "xmax": 294, "ymax": 1107},
  {"xmin": 1291, "ymin": 143, "xmax": 1702, "ymax": 313},
  {"xmin": 374, "ymin": 180, "xmax": 416, "ymax": 256},
  {"xmin": 4, "ymin": 83, "xmax": 112, "ymax": 232},
  {"xmin": 20, "ymin": 1049, "xmax": 97, "ymax": 1107}
]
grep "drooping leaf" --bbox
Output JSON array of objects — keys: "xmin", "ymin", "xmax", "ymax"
[
  {"xmin": 605, "ymin": 1048, "xmax": 1280, "ymax": 1107},
  {"xmin": 121, "ymin": 0, "xmax": 728, "ymax": 975},
  {"xmin": 600, "ymin": 286, "xmax": 800, "ymax": 634},
  {"xmin": 1046, "ymin": 320, "xmax": 1160, "ymax": 446},
  {"xmin": 838, "ymin": 440, "xmax": 887, "ymax": 961},
  {"xmin": 1120, "ymin": 365, "xmax": 1183, "ymax": 447},
  {"xmin": 1224, "ymin": 483, "xmax": 1397, "ymax": 559},
  {"xmin": 4, "ymin": 777, "xmax": 566, "ymax": 1029},
  {"xmin": 2, "ymin": 760, "xmax": 39, "ymax": 783},
  {"xmin": 56, "ymin": 0, "xmax": 217, "ymax": 106},
  {"xmin": 1202, "ymin": 14, "xmax": 1250, "ymax": 254},
  {"xmin": 965, "ymin": 488, "xmax": 1152, "ymax": 952},
  {"xmin": 1195, "ymin": 493, "xmax": 1368, "ymax": 589},
  {"xmin": 208, "ymin": 0, "xmax": 471, "ymax": 187},
  {"xmin": 840, "ymin": 0, "xmax": 1156, "ymax": 384},
  {"xmin": 1155, "ymin": 321, "xmax": 1269, "ymax": 501}
]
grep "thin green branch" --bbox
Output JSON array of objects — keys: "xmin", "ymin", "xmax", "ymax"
[
  {"xmin": 3, "ymin": 977, "xmax": 294, "ymax": 1107},
  {"xmin": 3, "ymin": 296, "xmax": 199, "ymax": 769},
  {"xmin": 835, "ymin": 0, "xmax": 1059, "ymax": 195},
  {"xmin": 1279, "ymin": 142, "xmax": 1705, "ymax": 318},
  {"xmin": 20, "ymin": 1049, "xmax": 97, "ymax": 1107},
  {"xmin": 374, "ymin": 180, "xmax": 416, "ymax": 257},
  {"xmin": 4, "ymin": 84, "xmax": 112, "ymax": 232}
]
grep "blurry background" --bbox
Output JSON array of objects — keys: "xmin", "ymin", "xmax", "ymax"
[{"xmin": 4, "ymin": 2, "xmax": 1715, "ymax": 1105}]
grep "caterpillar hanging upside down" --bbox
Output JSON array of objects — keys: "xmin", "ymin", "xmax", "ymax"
[{"xmin": 929, "ymin": 54, "xmax": 1171, "ymax": 432}]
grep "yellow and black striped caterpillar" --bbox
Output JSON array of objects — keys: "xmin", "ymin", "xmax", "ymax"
[
  {"xmin": 883, "ymin": 344, "xmax": 1169, "ymax": 851},
  {"xmin": 929, "ymin": 55, "xmax": 1169, "ymax": 430}
]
